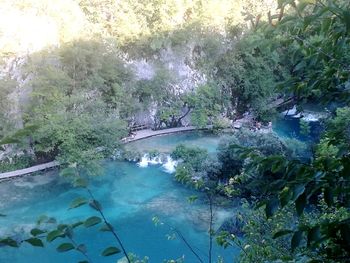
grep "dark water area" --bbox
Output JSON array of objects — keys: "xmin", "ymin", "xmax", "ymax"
[{"xmin": 273, "ymin": 116, "xmax": 324, "ymax": 142}]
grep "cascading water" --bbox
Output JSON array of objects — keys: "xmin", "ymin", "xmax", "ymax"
[
  {"xmin": 137, "ymin": 154, "xmax": 150, "ymax": 167},
  {"xmin": 137, "ymin": 153, "xmax": 177, "ymax": 173},
  {"xmin": 162, "ymin": 156, "xmax": 177, "ymax": 174}
]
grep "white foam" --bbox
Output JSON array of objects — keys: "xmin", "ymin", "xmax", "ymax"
[
  {"xmin": 162, "ymin": 156, "xmax": 178, "ymax": 174},
  {"xmin": 282, "ymin": 105, "xmax": 297, "ymax": 116},
  {"xmin": 137, "ymin": 154, "xmax": 149, "ymax": 167},
  {"xmin": 149, "ymin": 156, "xmax": 162, "ymax": 165},
  {"xmin": 137, "ymin": 154, "xmax": 177, "ymax": 173},
  {"xmin": 137, "ymin": 154, "xmax": 164, "ymax": 167},
  {"xmin": 302, "ymin": 113, "xmax": 319, "ymax": 122},
  {"xmin": 291, "ymin": 113, "xmax": 302, "ymax": 118}
]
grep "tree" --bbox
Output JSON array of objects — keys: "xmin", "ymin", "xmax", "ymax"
[
  {"xmin": 0, "ymin": 77, "xmax": 16, "ymax": 139},
  {"xmin": 230, "ymin": 1, "xmax": 350, "ymax": 260},
  {"xmin": 186, "ymin": 84, "xmax": 222, "ymax": 128},
  {"xmin": 17, "ymin": 41, "xmax": 130, "ymax": 168}
]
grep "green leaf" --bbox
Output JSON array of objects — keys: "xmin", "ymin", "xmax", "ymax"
[
  {"xmin": 99, "ymin": 223, "xmax": 113, "ymax": 232},
  {"xmin": 294, "ymin": 61, "xmax": 306, "ymax": 71},
  {"xmin": 265, "ymin": 198, "xmax": 279, "ymax": 218},
  {"xmin": 57, "ymin": 224, "xmax": 68, "ymax": 231},
  {"xmin": 279, "ymin": 187, "xmax": 292, "ymax": 207},
  {"xmin": 56, "ymin": 242, "xmax": 75, "ymax": 252},
  {"xmin": 0, "ymin": 124, "xmax": 39, "ymax": 146},
  {"xmin": 187, "ymin": 195, "xmax": 198, "ymax": 203},
  {"xmin": 25, "ymin": 238, "xmax": 44, "ymax": 247},
  {"xmin": 273, "ymin": 229, "xmax": 293, "ymax": 239},
  {"xmin": 30, "ymin": 228, "xmax": 46, "ymax": 236},
  {"xmin": 292, "ymin": 184, "xmax": 305, "ymax": 201},
  {"xmin": 101, "ymin": 246, "xmax": 121, "ymax": 256},
  {"xmin": 74, "ymin": 178, "xmax": 88, "ymax": 188},
  {"xmin": 291, "ymin": 231, "xmax": 303, "ymax": 251},
  {"xmin": 71, "ymin": 221, "xmax": 83, "ymax": 228},
  {"xmin": 342, "ymin": 10, "xmax": 350, "ymax": 34},
  {"xmin": 0, "ymin": 238, "xmax": 18, "ymax": 247},
  {"xmin": 84, "ymin": 216, "xmax": 102, "ymax": 227},
  {"xmin": 69, "ymin": 197, "xmax": 88, "ymax": 209},
  {"xmin": 89, "ymin": 200, "xmax": 102, "ymax": 211},
  {"xmin": 296, "ymin": 193, "xmax": 307, "ymax": 216},
  {"xmin": 46, "ymin": 230, "xmax": 65, "ymax": 242}
]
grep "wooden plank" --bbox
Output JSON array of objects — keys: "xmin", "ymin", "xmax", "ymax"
[{"xmin": 0, "ymin": 161, "xmax": 59, "ymax": 180}]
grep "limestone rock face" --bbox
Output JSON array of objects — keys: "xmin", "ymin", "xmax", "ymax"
[{"xmin": 126, "ymin": 42, "xmax": 208, "ymax": 127}]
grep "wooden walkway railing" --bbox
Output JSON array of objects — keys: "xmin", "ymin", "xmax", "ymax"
[
  {"xmin": 0, "ymin": 161, "xmax": 59, "ymax": 180},
  {"xmin": 129, "ymin": 124, "xmax": 151, "ymax": 132}
]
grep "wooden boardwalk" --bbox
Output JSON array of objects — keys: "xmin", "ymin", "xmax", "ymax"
[
  {"xmin": 0, "ymin": 161, "xmax": 59, "ymax": 180},
  {"xmin": 0, "ymin": 126, "xmax": 204, "ymax": 179},
  {"xmin": 125, "ymin": 126, "xmax": 200, "ymax": 142}
]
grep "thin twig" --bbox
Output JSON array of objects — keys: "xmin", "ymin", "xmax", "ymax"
[
  {"xmin": 173, "ymin": 228, "xmax": 205, "ymax": 263},
  {"xmin": 207, "ymin": 194, "xmax": 213, "ymax": 263},
  {"xmin": 67, "ymin": 235, "xmax": 94, "ymax": 263},
  {"xmin": 86, "ymin": 189, "xmax": 131, "ymax": 263},
  {"xmin": 161, "ymin": 221, "xmax": 205, "ymax": 263}
]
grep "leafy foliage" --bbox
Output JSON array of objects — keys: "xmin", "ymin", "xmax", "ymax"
[
  {"xmin": 210, "ymin": 1, "xmax": 350, "ymax": 261},
  {"xmin": 186, "ymin": 84, "xmax": 223, "ymax": 128},
  {"xmin": 101, "ymin": 246, "xmax": 121, "ymax": 256}
]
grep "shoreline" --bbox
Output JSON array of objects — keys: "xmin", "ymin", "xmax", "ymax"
[{"xmin": 0, "ymin": 126, "xmax": 206, "ymax": 180}]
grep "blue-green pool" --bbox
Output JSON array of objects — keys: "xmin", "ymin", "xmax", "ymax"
[
  {"xmin": 273, "ymin": 116, "xmax": 323, "ymax": 142},
  {"xmin": 0, "ymin": 133, "xmax": 238, "ymax": 262},
  {"xmin": 125, "ymin": 132, "xmax": 221, "ymax": 153}
]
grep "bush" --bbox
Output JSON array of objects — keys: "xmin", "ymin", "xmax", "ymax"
[
  {"xmin": 0, "ymin": 155, "xmax": 35, "ymax": 173},
  {"xmin": 171, "ymin": 144, "xmax": 208, "ymax": 171}
]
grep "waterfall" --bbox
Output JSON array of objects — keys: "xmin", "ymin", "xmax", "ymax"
[
  {"xmin": 137, "ymin": 154, "xmax": 162, "ymax": 167},
  {"xmin": 302, "ymin": 113, "xmax": 319, "ymax": 122},
  {"xmin": 162, "ymin": 156, "xmax": 178, "ymax": 174},
  {"xmin": 137, "ymin": 154, "xmax": 149, "ymax": 167},
  {"xmin": 137, "ymin": 154, "xmax": 177, "ymax": 173},
  {"xmin": 149, "ymin": 156, "xmax": 162, "ymax": 165},
  {"xmin": 282, "ymin": 105, "xmax": 297, "ymax": 116}
]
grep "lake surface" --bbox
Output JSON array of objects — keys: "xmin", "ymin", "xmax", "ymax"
[
  {"xmin": 0, "ymin": 133, "xmax": 238, "ymax": 263},
  {"xmin": 273, "ymin": 115, "xmax": 323, "ymax": 141},
  {"xmin": 0, "ymin": 122, "xmax": 312, "ymax": 262},
  {"xmin": 125, "ymin": 131, "xmax": 221, "ymax": 153}
]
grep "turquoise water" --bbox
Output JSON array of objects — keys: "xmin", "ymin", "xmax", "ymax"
[
  {"xmin": 0, "ymin": 134, "xmax": 238, "ymax": 262},
  {"xmin": 125, "ymin": 132, "xmax": 221, "ymax": 153},
  {"xmin": 272, "ymin": 116, "xmax": 322, "ymax": 141}
]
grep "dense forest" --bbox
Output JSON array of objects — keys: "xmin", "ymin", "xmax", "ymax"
[{"xmin": 0, "ymin": 0, "xmax": 350, "ymax": 262}]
